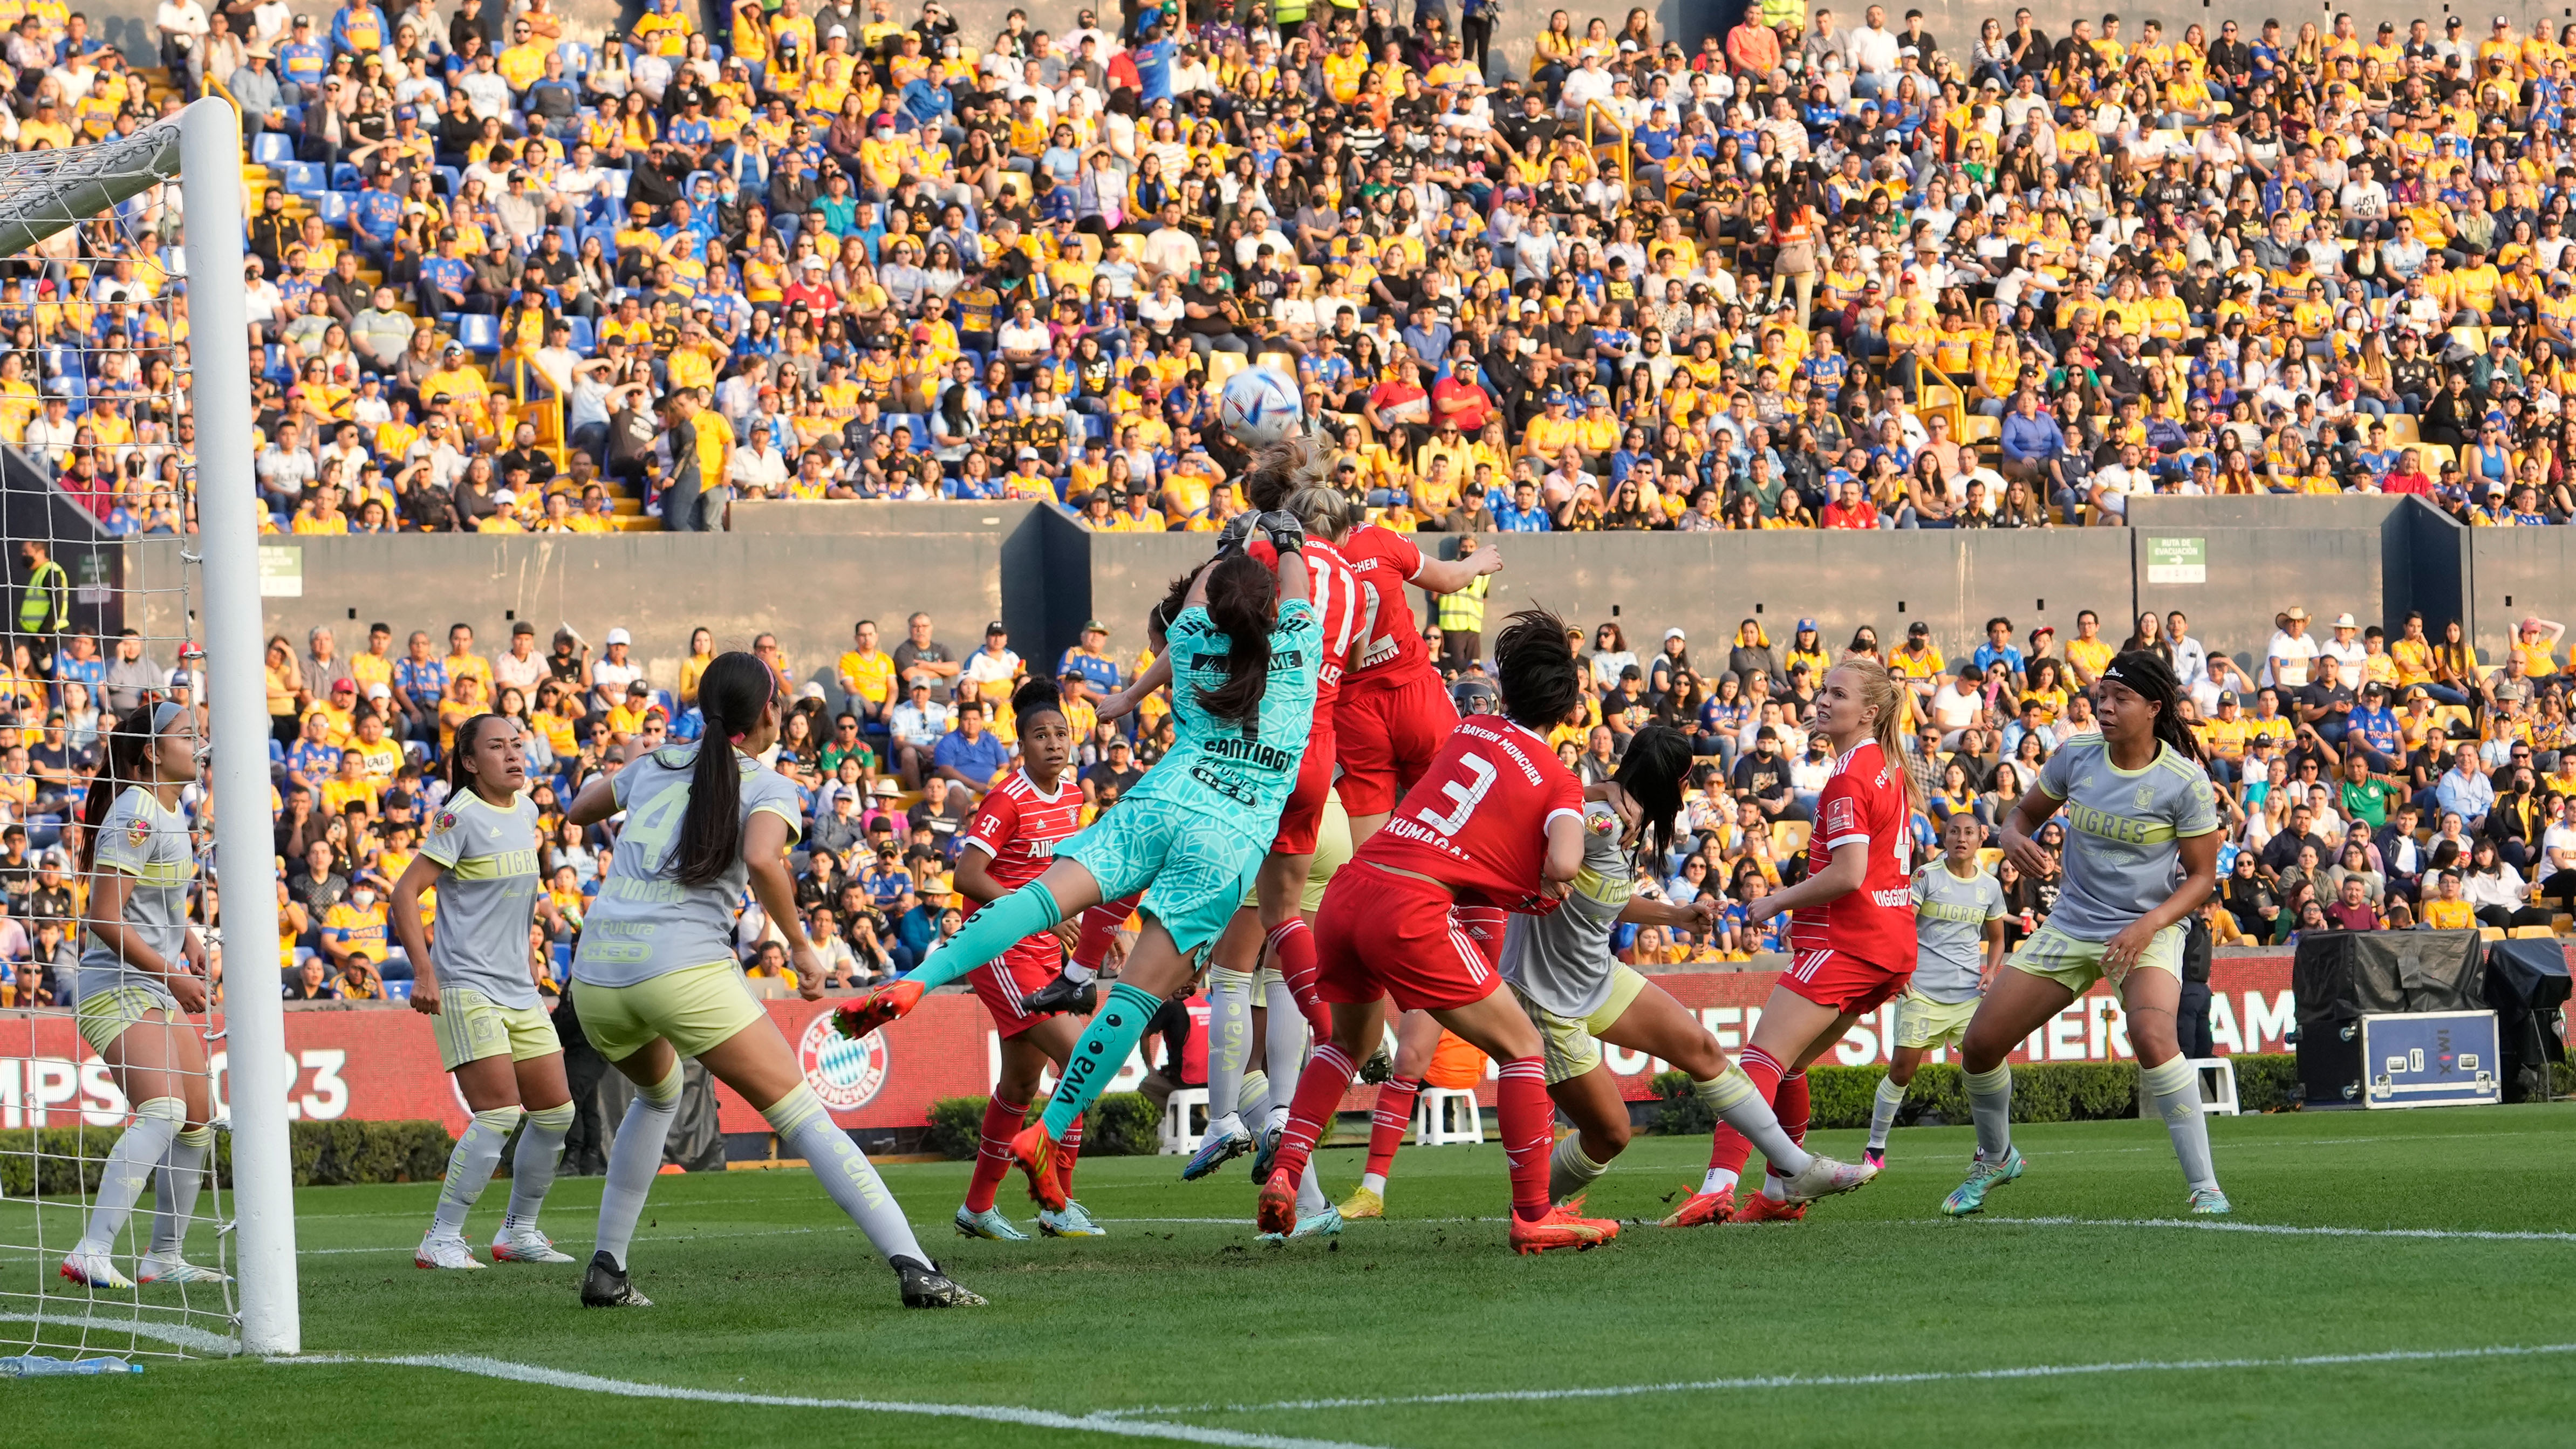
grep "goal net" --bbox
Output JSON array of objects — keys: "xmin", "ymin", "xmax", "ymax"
[{"xmin": 0, "ymin": 99, "xmax": 296, "ymax": 1364}]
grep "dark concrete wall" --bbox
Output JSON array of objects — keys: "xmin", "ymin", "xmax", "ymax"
[{"xmin": 2466, "ymin": 528, "xmax": 2576, "ymax": 661}]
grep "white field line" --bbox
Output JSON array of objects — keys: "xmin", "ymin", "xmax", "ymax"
[
  {"xmin": 1976, "ymin": 1215, "xmax": 2576, "ymax": 1244},
  {"xmin": 0, "ymin": 1309, "xmax": 238, "ymax": 1355},
  {"xmin": 1112, "ymin": 1342, "xmax": 2576, "ymax": 1417},
  {"xmin": 270, "ymin": 1352, "xmax": 1395, "ymax": 1449}
]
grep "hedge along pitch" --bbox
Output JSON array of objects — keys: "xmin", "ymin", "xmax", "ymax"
[
  {"xmin": 0, "ymin": 1119, "xmax": 457, "ymax": 1197},
  {"xmin": 1649, "ymin": 1056, "xmax": 2308, "ymax": 1138},
  {"xmin": 924, "ymin": 1092, "xmax": 1166, "ymax": 1160}
]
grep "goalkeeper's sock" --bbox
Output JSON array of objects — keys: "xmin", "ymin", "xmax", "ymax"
[
  {"xmin": 1694, "ymin": 1063, "xmax": 1812, "ymax": 1180},
  {"xmin": 1868, "ymin": 1074, "xmax": 1908, "ymax": 1152},
  {"xmin": 1548, "ymin": 1133, "xmax": 1610, "ymax": 1205},
  {"xmin": 765, "ymin": 1083, "xmax": 926, "ymax": 1266},
  {"xmin": 434, "ymin": 1106, "xmax": 524, "ymax": 1236},
  {"xmin": 505, "ymin": 1101, "xmax": 575, "ymax": 1228},
  {"xmin": 148, "ymin": 1124, "xmax": 213, "ymax": 1259},
  {"xmin": 595, "ymin": 1061, "xmax": 684, "ymax": 1271},
  {"xmin": 78, "ymin": 1097, "xmax": 182, "ymax": 1253},
  {"xmin": 1038, "ymin": 983, "xmax": 1162, "ymax": 1139},
  {"xmin": 964, "ymin": 1096, "xmax": 1027, "ymax": 1214},
  {"xmin": 907, "ymin": 883, "xmax": 1062, "ymax": 992},
  {"xmin": 1202, "ymin": 965, "xmax": 1255, "ymax": 1123}
]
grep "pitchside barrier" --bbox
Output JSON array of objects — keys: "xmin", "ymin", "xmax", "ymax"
[{"xmin": 0, "ymin": 958, "xmax": 2307, "ymax": 1139}]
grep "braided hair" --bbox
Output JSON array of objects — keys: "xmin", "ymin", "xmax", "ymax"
[{"xmin": 2099, "ymin": 649, "xmax": 2202, "ymax": 762}]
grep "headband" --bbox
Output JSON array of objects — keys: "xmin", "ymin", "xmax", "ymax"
[{"xmin": 149, "ymin": 700, "xmax": 186, "ymax": 734}]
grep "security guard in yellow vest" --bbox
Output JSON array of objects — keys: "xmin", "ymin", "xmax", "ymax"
[
  {"xmin": 1433, "ymin": 539, "xmax": 1486, "ymax": 672},
  {"xmin": 16, "ymin": 539, "xmax": 67, "ymax": 666}
]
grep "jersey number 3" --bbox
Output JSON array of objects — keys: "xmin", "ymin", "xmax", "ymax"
[{"xmin": 1415, "ymin": 753, "xmax": 1496, "ymax": 835}]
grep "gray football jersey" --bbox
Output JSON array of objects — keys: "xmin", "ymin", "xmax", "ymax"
[
  {"xmin": 2034, "ymin": 737, "xmax": 2219, "ymax": 941},
  {"xmin": 1498, "ymin": 801, "xmax": 1630, "ymax": 1019},
  {"xmin": 572, "ymin": 745, "xmax": 804, "ymax": 988},
  {"xmin": 421, "ymin": 789, "xmax": 544, "ymax": 1008},
  {"xmin": 77, "ymin": 786, "xmax": 195, "ymax": 1006},
  {"xmin": 1910, "ymin": 861, "xmax": 2006, "ymax": 1004}
]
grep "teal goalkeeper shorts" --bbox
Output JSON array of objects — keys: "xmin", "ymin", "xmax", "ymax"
[{"xmin": 1060, "ymin": 804, "xmax": 1269, "ymax": 962}]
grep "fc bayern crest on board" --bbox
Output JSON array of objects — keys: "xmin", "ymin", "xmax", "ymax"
[{"xmin": 801, "ymin": 1008, "xmax": 890, "ymax": 1112}]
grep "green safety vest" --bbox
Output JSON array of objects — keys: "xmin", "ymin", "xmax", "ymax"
[
  {"xmin": 1274, "ymin": 0, "xmax": 1308, "ymax": 23},
  {"xmin": 1434, "ymin": 575, "xmax": 1486, "ymax": 634},
  {"xmin": 17, "ymin": 558, "xmax": 65, "ymax": 634}
]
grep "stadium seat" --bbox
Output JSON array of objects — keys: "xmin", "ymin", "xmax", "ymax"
[
  {"xmin": 1772, "ymin": 819, "xmax": 1812, "ymax": 856},
  {"xmin": 558, "ymin": 40, "xmax": 596, "ymax": 73},
  {"xmin": 579, "ymin": 222, "xmax": 619, "ymax": 258},
  {"xmin": 2382, "ymin": 414, "xmax": 2420, "ymax": 443},
  {"xmin": 251, "ymin": 132, "xmax": 292, "ymax": 167},
  {"xmin": 329, "ymin": 162, "xmax": 362, "ymax": 192},
  {"xmin": 1206, "ymin": 352, "xmax": 1246, "ymax": 387},
  {"xmin": 1962, "ymin": 413, "xmax": 2000, "ymax": 444},
  {"xmin": 1159, "ymin": 1088, "xmax": 1207, "ymax": 1156},
  {"xmin": 281, "ymin": 161, "xmax": 328, "ymax": 198},
  {"xmin": 456, "ymin": 313, "xmax": 501, "ymax": 354},
  {"xmin": 435, "ymin": 165, "xmax": 461, "ymax": 196},
  {"xmin": 315, "ymin": 192, "xmax": 352, "ymax": 225},
  {"xmin": 1415, "ymin": 1088, "xmax": 1484, "ymax": 1146},
  {"xmin": 605, "ymin": 168, "xmax": 630, "ymax": 201},
  {"xmin": 566, "ymin": 315, "xmax": 595, "ymax": 351},
  {"xmin": 2510, "ymin": 925, "xmax": 2556, "ymax": 940}
]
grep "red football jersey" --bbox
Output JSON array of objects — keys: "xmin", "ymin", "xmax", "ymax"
[
  {"xmin": 1338, "ymin": 524, "xmax": 1432, "ymax": 685},
  {"xmin": 1786, "ymin": 740, "xmax": 1917, "ymax": 971},
  {"xmin": 1355, "ymin": 715, "xmax": 1583, "ymax": 912},
  {"xmin": 1246, "ymin": 536, "xmax": 1361, "ymax": 708},
  {"xmin": 961, "ymin": 771, "xmax": 1084, "ymax": 890}
]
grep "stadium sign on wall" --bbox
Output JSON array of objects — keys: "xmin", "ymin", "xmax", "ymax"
[{"xmin": 2145, "ymin": 536, "xmax": 2208, "ymax": 584}]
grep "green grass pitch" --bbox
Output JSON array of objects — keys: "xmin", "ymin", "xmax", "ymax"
[{"xmin": 10, "ymin": 1106, "xmax": 2576, "ymax": 1448}]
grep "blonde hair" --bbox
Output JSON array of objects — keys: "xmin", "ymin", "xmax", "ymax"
[
  {"xmin": 1827, "ymin": 657, "xmax": 1919, "ymax": 815},
  {"xmin": 1281, "ymin": 482, "xmax": 1359, "ymax": 542}
]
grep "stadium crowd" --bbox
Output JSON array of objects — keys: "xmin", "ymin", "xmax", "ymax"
[
  {"xmin": 21, "ymin": 0, "xmax": 2576, "ymax": 534},
  {"xmin": 6, "ymin": 584, "xmax": 2576, "ymax": 1016}
]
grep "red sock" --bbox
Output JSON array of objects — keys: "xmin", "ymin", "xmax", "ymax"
[
  {"xmin": 1072, "ymin": 896, "xmax": 1142, "ymax": 971},
  {"xmin": 1705, "ymin": 1045, "xmax": 1786, "ymax": 1178},
  {"xmin": 1496, "ymin": 1057, "xmax": 1554, "ymax": 1222},
  {"xmin": 1267, "ymin": 918, "xmax": 1334, "ymax": 1037},
  {"xmin": 1764, "ymin": 1070, "xmax": 1810, "ymax": 1181},
  {"xmin": 1266, "ymin": 1042, "xmax": 1355, "ymax": 1188},
  {"xmin": 1053, "ymin": 1117, "xmax": 1084, "ymax": 1201},
  {"xmin": 964, "ymin": 1096, "xmax": 1027, "ymax": 1214},
  {"xmin": 1365, "ymin": 1076, "xmax": 1421, "ymax": 1179}
]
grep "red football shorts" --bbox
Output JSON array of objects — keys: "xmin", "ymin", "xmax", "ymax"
[
  {"xmin": 1448, "ymin": 904, "xmax": 1506, "ymax": 970},
  {"xmin": 1271, "ymin": 721, "xmax": 1337, "ymax": 855},
  {"xmin": 1780, "ymin": 947, "xmax": 1912, "ymax": 1016},
  {"xmin": 1333, "ymin": 671, "xmax": 1458, "ymax": 817},
  {"xmin": 1313, "ymin": 862, "xmax": 1501, "ymax": 1013},
  {"xmin": 971, "ymin": 938, "xmax": 1063, "ymax": 1040}
]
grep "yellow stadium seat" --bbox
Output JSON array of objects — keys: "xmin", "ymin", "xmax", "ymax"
[
  {"xmin": 2382, "ymin": 414, "xmax": 2420, "ymax": 443},
  {"xmin": 1977, "ymin": 846, "xmax": 2004, "ymax": 871},
  {"xmin": 1772, "ymin": 819, "xmax": 1813, "ymax": 856},
  {"xmin": 2511, "ymin": 926, "xmax": 2557, "ymax": 940},
  {"xmin": 1206, "ymin": 351, "xmax": 1247, "ymax": 387},
  {"xmin": 2480, "ymin": 926, "xmax": 2507, "ymax": 941},
  {"xmin": 1962, "ymin": 413, "xmax": 2000, "ymax": 444}
]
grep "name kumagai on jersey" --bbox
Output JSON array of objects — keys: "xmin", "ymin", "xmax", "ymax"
[
  {"xmin": 573, "ymin": 745, "xmax": 805, "ymax": 989},
  {"xmin": 420, "ymin": 789, "xmax": 545, "ymax": 1009},
  {"xmin": 1910, "ymin": 862, "xmax": 2007, "ymax": 1004},
  {"xmin": 77, "ymin": 785, "xmax": 195, "ymax": 1006},
  {"xmin": 1500, "ymin": 801, "xmax": 1634, "ymax": 1019},
  {"xmin": 1131, "ymin": 599, "xmax": 1317, "ymax": 829},
  {"xmin": 2034, "ymin": 737, "xmax": 2218, "ymax": 942}
]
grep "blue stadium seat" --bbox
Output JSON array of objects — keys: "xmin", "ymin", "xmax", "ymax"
[
  {"xmin": 314, "ymin": 192, "xmax": 351, "ymax": 224},
  {"xmin": 329, "ymin": 162, "xmax": 362, "ymax": 192},
  {"xmin": 435, "ymin": 165, "xmax": 461, "ymax": 196},
  {"xmin": 565, "ymin": 315, "xmax": 595, "ymax": 351},
  {"xmin": 281, "ymin": 161, "xmax": 327, "ymax": 197},
  {"xmin": 456, "ymin": 313, "xmax": 501, "ymax": 354},
  {"xmin": 557, "ymin": 40, "xmax": 595, "ymax": 73},
  {"xmin": 604, "ymin": 168, "xmax": 629, "ymax": 201},
  {"xmin": 250, "ymin": 132, "xmax": 292, "ymax": 167},
  {"xmin": 578, "ymin": 222, "xmax": 618, "ymax": 258}
]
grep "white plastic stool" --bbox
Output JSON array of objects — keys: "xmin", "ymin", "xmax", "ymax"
[
  {"xmin": 2191, "ymin": 1057, "xmax": 2240, "ymax": 1117},
  {"xmin": 1161, "ymin": 1088, "xmax": 1208, "ymax": 1155},
  {"xmin": 1414, "ymin": 1088, "xmax": 1485, "ymax": 1146}
]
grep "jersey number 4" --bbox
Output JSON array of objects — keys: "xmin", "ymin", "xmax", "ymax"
[
  {"xmin": 1415, "ymin": 753, "xmax": 1496, "ymax": 835},
  {"xmin": 620, "ymin": 781, "xmax": 692, "ymax": 875}
]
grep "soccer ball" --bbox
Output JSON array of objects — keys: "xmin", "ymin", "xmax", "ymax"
[{"xmin": 1219, "ymin": 365, "xmax": 1303, "ymax": 448}]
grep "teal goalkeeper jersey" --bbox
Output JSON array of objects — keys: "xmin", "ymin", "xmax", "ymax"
[{"xmin": 1128, "ymin": 598, "xmax": 1317, "ymax": 832}]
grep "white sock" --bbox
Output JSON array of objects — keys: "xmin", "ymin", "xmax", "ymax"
[
  {"xmin": 434, "ymin": 1105, "xmax": 524, "ymax": 1236},
  {"xmin": 149, "ymin": 1125, "xmax": 213, "ymax": 1259},
  {"xmin": 1548, "ymin": 1134, "xmax": 1610, "ymax": 1204},
  {"xmin": 2142, "ymin": 1056, "xmax": 2220, "ymax": 1193},
  {"xmin": 1359, "ymin": 1171, "xmax": 1386, "ymax": 1196},
  {"xmin": 1695, "ymin": 1068, "xmax": 1810, "ymax": 1178},
  {"xmin": 766, "ymin": 1084, "xmax": 930, "ymax": 1265},
  {"xmin": 1238, "ymin": 1070, "xmax": 1270, "ymax": 1129},
  {"xmin": 595, "ymin": 1063, "xmax": 683, "ymax": 1270},
  {"xmin": 81, "ymin": 1098, "xmax": 183, "ymax": 1254},
  {"xmin": 1061, "ymin": 959, "xmax": 1097, "ymax": 985},
  {"xmin": 1204, "ymin": 965, "xmax": 1254, "ymax": 1123},
  {"xmin": 1261, "ymin": 976, "xmax": 1307, "ymax": 1129},
  {"xmin": 1966, "ymin": 1064, "xmax": 2014, "ymax": 1161},
  {"xmin": 505, "ymin": 1101, "xmax": 576, "ymax": 1227},
  {"xmin": 1868, "ymin": 1074, "xmax": 1909, "ymax": 1151},
  {"xmin": 1297, "ymin": 1160, "xmax": 1329, "ymax": 1215}
]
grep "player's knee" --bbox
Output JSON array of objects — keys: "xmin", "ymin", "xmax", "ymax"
[
  {"xmin": 1887, "ymin": 1059, "xmax": 1918, "ymax": 1087},
  {"xmin": 1958, "ymin": 1033, "xmax": 2008, "ymax": 1075},
  {"xmin": 1590, "ymin": 1115, "xmax": 1632, "ymax": 1154}
]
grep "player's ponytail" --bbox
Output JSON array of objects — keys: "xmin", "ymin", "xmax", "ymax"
[
  {"xmin": 1494, "ymin": 607, "xmax": 1582, "ymax": 729},
  {"xmin": 80, "ymin": 702, "xmax": 177, "ymax": 874},
  {"xmin": 1830, "ymin": 657, "xmax": 1918, "ymax": 815},
  {"xmin": 1196, "ymin": 551, "xmax": 1277, "ymax": 728},
  {"xmin": 2102, "ymin": 649, "xmax": 2202, "ymax": 763},
  {"xmin": 674, "ymin": 651, "xmax": 771, "ymax": 888},
  {"xmin": 1281, "ymin": 481, "xmax": 1359, "ymax": 543},
  {"xmin": 444, "ymin": 712, "xmax": 509, "ymax": 798},
  {"xmin": 1240, "ymin": 433, "xmax": 1328, "ymax": 513},
  {"xmin": 1612, "ymin": 723, "xmax": 1693, "ymax": 863},
  {"xmin": 1011, "ymin": 674, "xmax": 1065, "ymax": 728}
]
